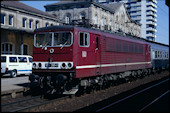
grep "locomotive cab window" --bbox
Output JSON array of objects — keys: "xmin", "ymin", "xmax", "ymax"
[
  {"xmin": 96, "ymin": 37, "xmax": 99, "ymax": 49},
  {"xmin": 54, "ymin": 32, "xmax": 72, "ymax": 46},
  {"xmin": 79, "ymin": 32, "xmax": 90, "ymax": 47},
  {"xmin": 35, "ymin": 33, "xmax": 52, "ymax": 47},
  {"xmin": 34, "ymin": 32, "xmax": 72, "ymax": 48}
]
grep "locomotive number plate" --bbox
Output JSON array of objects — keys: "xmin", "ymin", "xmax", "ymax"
[{"xmin": 45, "ymin": 63, "xmax": 58, "ymax": 67}]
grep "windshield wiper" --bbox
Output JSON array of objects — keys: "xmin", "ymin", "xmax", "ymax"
[
  {"xmin": 42, "ymin": 42, "xmax": 48, "ymax": 50},
  {"xmin": 60, "ymin": 41, "xmax": 67, "ymax": 49}
]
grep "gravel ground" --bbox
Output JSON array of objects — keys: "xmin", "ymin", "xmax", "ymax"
[{"xmin": 39, "ymin": 70, "xmax": 169, "ymax": 112}]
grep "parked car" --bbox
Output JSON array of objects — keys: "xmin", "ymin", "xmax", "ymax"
[{"xmin": 1, "ymin": 54, "xmax": 33, "ymax": 77}]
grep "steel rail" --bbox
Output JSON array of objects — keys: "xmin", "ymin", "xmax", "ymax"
[
  {"xmin": 11, "ymin": 96, "xmax": 69, "ymax": 112},
  {"xmin": 139, "ymin": 90, "xmax": 169, "ymax": 112},
  {"xmin": 1, "ymin": 95, "xmax": 41, "ymax": 107},
  {"xmin": 96, "ymin": 78, "xmax": 169, "ymax": 112},
  {"xmin": 1, "ymin": 94, "xmax": 69, "ymax": 112}
]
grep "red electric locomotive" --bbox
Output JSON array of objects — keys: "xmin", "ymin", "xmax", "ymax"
[{"xmin": 30, "ymin": 25, "xmax": 152, "ymax": 95}]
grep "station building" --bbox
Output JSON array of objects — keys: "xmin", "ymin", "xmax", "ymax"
[
  {"xmin": 1, "ymin": 1, "xmax": 142, "ymax": 56},
  {"xmin": 1, "ymin": 1, "xmax": 59, "ymax": 55},
  {"xmin": 45, "ymin": 1, "xmax": 141, "ymax": 37}
]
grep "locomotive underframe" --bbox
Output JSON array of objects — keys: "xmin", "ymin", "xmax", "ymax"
[{"xmin": 30, "ymin": 67, "xmax": 156, "ymax": 95}]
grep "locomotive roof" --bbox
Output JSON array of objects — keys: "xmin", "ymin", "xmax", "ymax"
[
  {"xmin": 34, "ymin": 25, "xmax": 144, "ymax": 42},
  {"xmin": 34, "ymin": 25, "xmax": 169, "ymax": 47}
]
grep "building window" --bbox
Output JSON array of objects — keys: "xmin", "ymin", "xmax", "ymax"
[
  {"xmin": 35, "ymin": 20, "xmax": 39, "ymax": 29},
  {"xmin": 29, "ymin": 19, "xmax": 33, "ymax": 29},
  {"xmin": 1, "ymin": 13, "xmax": 5, "ymax": 25},
  {"xmin": 23, "ymin": 44, "xmax": 28, "ymax": 55},
  {"xmin": 9, "ymin": 15, "xmax": 14, "ymax": 26},
  {"xmin": 94, "ymin": 14, "xmax": 98, "ymax": 25},
  {"xmin": 65, "ymin": 13, "xmax": 71, "ymax": 24},
  {"xmin": 1, "ymin": 43, "xmax": 14, "ymax": 54},
  {"xmin": 22, "ymin": 18, "xmax": 27, "ymax": 28},
  {"xmin": 80, "ymin": 12, "xmax": 86, "ymax": 20}
]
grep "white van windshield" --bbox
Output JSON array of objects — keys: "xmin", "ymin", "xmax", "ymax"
[{"xmin": 1, "ymin": 56, "xmax": 6, "ymax": 62}]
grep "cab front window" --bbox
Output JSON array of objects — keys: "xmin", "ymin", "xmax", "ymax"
[
  {"xmin": 53, "ymin": 32, "xmax": 72, "ymax": 46},
  {"xmin": 34, "ymin": 32, "xmax": 72, "ymax": 47},
  {"xmin": 35, "ymin": 33, "xmax": 52, "ymax": 47}
]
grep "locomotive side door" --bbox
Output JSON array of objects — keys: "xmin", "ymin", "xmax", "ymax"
[{"xmin": 95, "ymin": 35, "xmax": 101, "ymax": 75}]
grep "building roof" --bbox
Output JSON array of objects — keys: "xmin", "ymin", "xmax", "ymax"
[
  {"xmin": 44, "ymin": 1, "xmax": 140, "ymax": 25},
  {"xmin": 1, "ymin": 1, "xmax": 56, "ymax": 18},
  {"xmin": 45, "ymin": 1, "xmax": 81, "ymax": 6},
  {"xmin": 101, "ymin": 2, "xmax": 124, "ymax": 13},
  {"xmin": 45, "ymin": 1, "xmax": 123, "ymax": 14}
]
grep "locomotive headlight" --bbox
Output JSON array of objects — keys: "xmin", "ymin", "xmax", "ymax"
[
  {"xmin": 61, "ymin": 63, "xmax": 67, "ymax": 69},
  {"xmin": 33, "ymin": 63, "xmax": 36, "ymax": 68},
  {"xmin": 38, "ymin": 63, "xmax": 42, "ymax": 68},
  {"xmin": 67, "ymin": 62, "xmax": 73, "ymax": 69}
]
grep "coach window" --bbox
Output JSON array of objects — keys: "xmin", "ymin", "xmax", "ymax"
[
  {"xmin": 79, "ymin": 32, "xmax": 90, "ymax": 47},
  {"xmin": 157, "ymin": 51, "xmax": 160, "ymax": 58},
  {"xmin": 167, "ymin": 53, "xmax": 169, "ymax": 59},
  {"xmin": 160, "ymin": 51, "xmax": 162, "ymax": 58},
  {"xmin": 162, "ymin": 52, "xmax": 165, "ymax": 59},
  {"xmin": 164, "ymin": 52, "xmax": 166, "ymax": 58},
  {"xmin": 155, "ymin": 51, "xmax": 157, "ymax": 58},
  {"xmin": 45, "ymin": 22, "xmax": 49, "ymax": 27}
]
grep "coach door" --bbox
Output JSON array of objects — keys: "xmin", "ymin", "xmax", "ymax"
[{"xmin": 95, "ymin": 35, "xmax": 101, "ymax": 75}]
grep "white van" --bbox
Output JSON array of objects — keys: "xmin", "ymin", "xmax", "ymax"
[{"xmin": 1, "ymin": 54, "xmax": 33, "ymax": 78}]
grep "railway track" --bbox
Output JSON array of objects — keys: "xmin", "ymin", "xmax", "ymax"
[
  {"xmin": 1, "ymin": 70, "xmax": 169, "ymax": 112},
  {"xmin": 1, "ymin": 95, "xmax": 69, "ymax": 112}
]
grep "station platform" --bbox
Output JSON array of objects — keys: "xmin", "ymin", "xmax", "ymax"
[{"xmin": 1, "ymin": 75, "xmax": 30, "ymax": 97}]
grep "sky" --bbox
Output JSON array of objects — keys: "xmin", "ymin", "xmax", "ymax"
[{"xmin": 20, "ymin": 0, "xmax": 169, "ymax": 45}]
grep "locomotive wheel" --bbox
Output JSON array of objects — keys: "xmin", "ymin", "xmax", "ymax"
[
  {"xmin": 86, "ymin": 86, "xmax": 93, "ymax": 94},
  {"xmin": 75, "ymin": 86, "xmax": 85, "ymax": 97}
]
